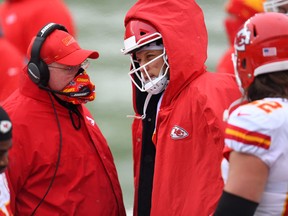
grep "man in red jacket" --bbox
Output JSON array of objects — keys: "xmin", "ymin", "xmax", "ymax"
[
  {"xmin": 0, "ymin": 0, "xmax": 76, "ymax": 57},
  {"xmin": 121, "ymin": 0, "xmax": 241, "ymax": 215},
  {"xmin": 2, "ymin": 23, "xmax": 126, "ymax": 215},
  {"xmin": 216, "ymin": 0, "xmax": 264, "ymax": 74}
]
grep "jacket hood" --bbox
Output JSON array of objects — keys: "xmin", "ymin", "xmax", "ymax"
[{"xmin": 124, "ymin": 0, "xmax": 208, "ymax": 107}]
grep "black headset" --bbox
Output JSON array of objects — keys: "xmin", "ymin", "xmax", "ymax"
[{"xmin": 27, "ymin": 23, "xmax": 68, "ymax": 87}]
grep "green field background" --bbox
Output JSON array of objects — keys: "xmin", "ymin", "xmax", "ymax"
[{"xmin": 64, "ymin": 0, "xmax": 228, "ymax": 212}]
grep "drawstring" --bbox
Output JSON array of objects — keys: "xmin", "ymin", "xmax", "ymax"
[
  {"xmin": 127, "ymin": 93, "xmax": 152, "ymax": 120},
  {"xmin": 52, "ymin": 93, "xmax": 82, "ymax": 130},
  {"xmin": 69, "ymin": 108, "xmax": 81, "ymax": 130}
]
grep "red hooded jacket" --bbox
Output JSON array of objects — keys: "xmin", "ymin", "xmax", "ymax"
[
  {"xmin": 0, "ymin": 0, "xmax": 76, "ymax": 56},
  {"xmin": 2, "ymin": 70, "xmax": 126, "ymax": 215},
  {"xmin": 124, "ymin": 1, "xmax": 241, "ymax": 215}
]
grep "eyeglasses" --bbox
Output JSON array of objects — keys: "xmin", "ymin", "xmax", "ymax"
[{"xmin": 48, "ymin": 60, "xmax": 90, "ymax": 73}]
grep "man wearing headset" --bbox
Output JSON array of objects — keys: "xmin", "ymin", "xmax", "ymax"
[{"xmin": 2, "ymin": 23, "xmax": 126, "ymax": 215}]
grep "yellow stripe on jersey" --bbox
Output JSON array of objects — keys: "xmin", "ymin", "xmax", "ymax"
[{"xmin": 225, "ymin": 124, "xmax": 271, "ymax": 149}]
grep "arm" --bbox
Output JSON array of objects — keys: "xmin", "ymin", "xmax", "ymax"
[{"xmin": 214, "ymin": 151, "xmax": 269, "ymax": 216}]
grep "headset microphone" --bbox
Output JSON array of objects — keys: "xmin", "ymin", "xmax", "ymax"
[{"xmin": 39, "ymin": 85, "xmax": 91, "ymax": 98}]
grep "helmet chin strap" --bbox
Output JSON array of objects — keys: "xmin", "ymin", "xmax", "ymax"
[
  {"xmin": 140, "ymin": 74, "xmax": 168, "ymax": 119},
  {"xmin": 144, "ymin": 75, "xmax": 168, "ymax": 95},
  {"xmin": 144, "ymin": 60, "xmax": 169, "ymax": 94},
  {"xmin": 132, "ymin": 66, "xmax": 168, "ymax": 119}
]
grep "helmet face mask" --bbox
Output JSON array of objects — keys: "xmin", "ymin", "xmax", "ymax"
[
  {"xmin": 122, "ymin": 20, "xmax": 169, "ymax": 94},
  {"xmin": 233, "ymin": 12, "xmax": 288, "ymax": 91},
  {"xmin": 129, "ymin": 48, "xmax": 169, "ymax": 94},
  {"xmin": 264, "ymin": 0, "xmax": 288, "ymax": 14}
]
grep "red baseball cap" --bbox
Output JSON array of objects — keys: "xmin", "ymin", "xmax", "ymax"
[{"xmin": 27, "ymin": 29, "xmax": 99, "ymax": 66}]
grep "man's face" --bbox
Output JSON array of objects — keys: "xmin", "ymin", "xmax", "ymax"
[
  {"xmin": 135, "ymin": 49, "xmax": 165, "ymax": 81},
  {"xmin": 0, "ymin": 139, "xmax": 12, "ymax": 173},
  {"xmin": 48, "ymin": 62, "xmax": 82, "ymax": 91}
]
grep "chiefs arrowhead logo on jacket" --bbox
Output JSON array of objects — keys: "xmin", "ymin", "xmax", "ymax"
[{"xmin": 170, "ymin": 125, "xmax": 189, "ymax": 140}]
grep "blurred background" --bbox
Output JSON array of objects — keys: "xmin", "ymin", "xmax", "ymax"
[{"xmin": 64, "ymin": 0, "xmax": 228, "ymax": 213}]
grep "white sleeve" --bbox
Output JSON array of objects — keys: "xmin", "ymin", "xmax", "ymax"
[
  {"xmin": 0, "ymin": 173, "xmax": 11, "ymax": 215},
  {"xmin": 225, "ymin": 100, "xmax": 287, "ymax": 167}
]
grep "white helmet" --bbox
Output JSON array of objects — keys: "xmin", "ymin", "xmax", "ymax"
[
  {"xmin": 264, "ymin": 0, "xmax": 288, "ymax": 13},
  {"xmin": 121, "ymin": 20, "xmax": 169, "ymax": 95}
]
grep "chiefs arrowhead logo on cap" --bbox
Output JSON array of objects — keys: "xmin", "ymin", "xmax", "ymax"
[{"xmin": 0, "ymin": 120, "xmax": 12, "ymax": 134}]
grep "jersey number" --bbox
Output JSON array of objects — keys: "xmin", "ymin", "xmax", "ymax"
[{"xmin": 255, "ymin": 101, "xmax": 282, "ymax": 113}]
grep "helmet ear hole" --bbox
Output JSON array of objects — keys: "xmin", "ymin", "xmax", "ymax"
[{"xmin": 253, "ymin": 25, "xmax": 258, "ymax": 37}]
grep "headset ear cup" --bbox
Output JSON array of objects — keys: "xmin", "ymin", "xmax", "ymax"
[
  {"xmin": 28, "ymin": 23, "xmax": 68, "ymax": 87},
  {"xmin": 28, "ymin": 61, "xmax": 41, "ymax": 84},
  {"xmin": 38, "ymin": 60, "xmax": 50, "ymax": 86},
  {"xmin": 27, "ymin": 60, "xmax": 50, "ymax": 86}
]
